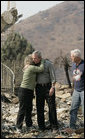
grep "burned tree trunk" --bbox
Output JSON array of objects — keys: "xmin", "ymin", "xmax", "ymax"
[
  {"xmin": 64, "ymin": 66, "xmax": 72, "ymax": 88},
  {"xmin": 54, "ymin": 51, "xmax": 72, "ymax": 87}
]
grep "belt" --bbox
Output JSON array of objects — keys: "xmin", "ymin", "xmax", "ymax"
[{"xmin": 37, "ymin": 83, "xmax": 51, "ymax": 87}]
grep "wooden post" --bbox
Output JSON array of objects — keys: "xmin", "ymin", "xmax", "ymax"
[{"xmin": 7, "ymin": 1, "xmax": 10, "ymax": 11}]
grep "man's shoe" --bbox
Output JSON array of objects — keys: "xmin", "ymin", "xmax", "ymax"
[
  {"xmin": 45, "ymin": 125, "xmax": 52, "ymax": 130},
  {"xmin": 51, "ymin": 124, "xmax": 58, "ymax": 130},
  {"xmin": 26, "ymin": 125, "xmax": 36, "ymax": 132},
  {"xmin": 38, "ymin": 127, "xmax": 46, "ymax": 131}
]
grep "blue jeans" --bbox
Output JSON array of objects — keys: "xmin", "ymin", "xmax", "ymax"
[{"xmin": 70, "ymin": 89, "xmax": 84, "ymax": 129}]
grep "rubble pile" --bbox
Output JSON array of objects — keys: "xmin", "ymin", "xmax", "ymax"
[{"xmin": 1, "ymin": 83, "xmax": 84, "ymax": 138}]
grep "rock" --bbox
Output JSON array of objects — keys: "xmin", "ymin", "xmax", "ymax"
[
  {"xmin": 12, "ymin": 97, "xmax": 19, "ymax": 104},
  {"xmin": 61, "ymin": 128, "xmax": 75, "ymax": 135},
  {"xmin": 3, "ymin": 93, "xmax": 12, "ymax": 99},
  {"xmin": 59, "ymin": 85, "xmax": 69, "ymax": 90},
  {"xmin": 72, "ymin": 134, "xmax": 81, "ymax": 138},
  {"xmin": 57, "ymin": 108, "xmax": 68, "ymax": 115},
  {"xmin": 1, "ymin": 94, "xmax": 11, "ymax": 103},
  {"xmin": 65, "ymin": 88, "xmax": 73, "ymax": 93},
  {"xmin": 80, "ymin": 133, "xmax": 84, "ymax": 138},
  {"xmin": 1, "ymin": 84, "xmax": 84, "ymax": 138},
  {"xmin": 56, "ymin": 93, "xmax": 70, "ymax": 99},
  {"xmin": 55, "ymin": 135, "xmax": 65, "ymax": 138},
  {"xmin": 61, "ymin": 98, "xmax": 66, "ymax": 102},
  {"xmin": 67, "ymin": 101, "xmax": 71, "ymax": 105},
  {"xmin": 78, "ymin": 106, "xmax": 82, "ymax": 114},
  {"xmin": 55, "ymin": 83, "xmax": 61, "ymax": 90},
  {"xmin": 75, "ymin": 127, "xmax": 84, "ymax": 134}
]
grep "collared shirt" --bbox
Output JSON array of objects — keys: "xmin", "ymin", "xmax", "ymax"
[{"xmin": 36, "ymin": 59, "xmax": 56, "ymax": 84}]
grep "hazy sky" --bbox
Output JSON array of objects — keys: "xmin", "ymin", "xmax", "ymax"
[{"xmin": 1, "ymin": 1, "xmax": 64, "ymax": 20}]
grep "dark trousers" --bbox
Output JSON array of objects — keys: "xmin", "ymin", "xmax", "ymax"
[
  {"xmin": 16, "ymin": 87, "xmax": 34, "ymax": 128},
  {"xmin": 36, "ymin": 83, "xmax": 58, "ymax": 129}
]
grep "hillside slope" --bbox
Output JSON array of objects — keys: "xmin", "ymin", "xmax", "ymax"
[{"xmin": 15, "ymin": 1, "xmax": 84, "ymax": 61}]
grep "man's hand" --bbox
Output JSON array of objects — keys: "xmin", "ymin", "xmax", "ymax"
[{"xmin": 49, "ymin": 87, "xmax": 55, "ymax": 96}]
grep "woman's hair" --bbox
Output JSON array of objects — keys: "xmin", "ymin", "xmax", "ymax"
[
  {"xmin": 71, "ymin": 49, "xmax": 81, "ymax": 58},
  {"xmin": 24, "ymin": 54, "xmax": 33, "ymax": 66}
]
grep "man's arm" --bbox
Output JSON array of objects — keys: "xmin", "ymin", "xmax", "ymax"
[
  {"xmin": 31, "ymin": 59, "xmax": 44, "ymax": 73},
  {"xmin": 48, "ymin": 62, "xmax": 56, "ymax": 84},
  {"xmin": 48, "ymin": 61, "xmax": 56, "ymax": 96}
]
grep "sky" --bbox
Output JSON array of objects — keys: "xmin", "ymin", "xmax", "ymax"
[{"xmin": 1, "ymin": 1, "xmax": 64, "ymax": 20}]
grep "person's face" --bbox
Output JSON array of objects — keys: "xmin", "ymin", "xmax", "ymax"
[
  {"xmin": 71, "ymin": 54, "xmax": 75, "ymax": 62},
  {"xmin": 32, "ymin": 54, "xmax": 41, "ymax": 64},
  {"xmin": 71, "ymin": 54, "xmax": 79, "ymax": 63}
]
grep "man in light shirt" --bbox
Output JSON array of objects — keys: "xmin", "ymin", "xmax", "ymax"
[{"xmin": 32, "ymin": 50, "xmax": 58, "ymax": 131}]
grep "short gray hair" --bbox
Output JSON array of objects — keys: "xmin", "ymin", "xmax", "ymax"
[
  {"xmin": 32, "ymin": 50, "xmax": 42, "ymax": 58},
  {"xmin": 71, "ymin": 49, "xmax": 81, "ymax": 58}
]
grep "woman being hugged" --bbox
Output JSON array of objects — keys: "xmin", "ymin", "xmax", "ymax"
[{"xmin": 16, "ymin": 54, "xmax": 44, "ymax": 132}]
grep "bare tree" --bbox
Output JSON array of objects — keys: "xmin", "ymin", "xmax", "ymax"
[{"xmin": 54, "ymin": 50, "xmax": 72, "ymax": 88}]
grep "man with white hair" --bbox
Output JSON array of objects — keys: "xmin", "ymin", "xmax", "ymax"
[{"xmin": 70, "ymin": 49, "xmax": 84, "ymax": 129}]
